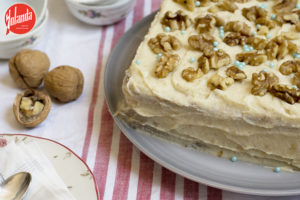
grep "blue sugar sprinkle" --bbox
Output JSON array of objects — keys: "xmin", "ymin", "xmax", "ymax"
[
  {"xmin": 213, "ymin": 47, "xmax": 218, "ymax": 51},
  {"xmin": 195, "ymin": 1, "xmax": 201, "ymax": 7},
  {"xmin": 158, "ymin": 53, "xmax": 162, "ymax": 61},
  {"xmin": 234, "ymin": 60, "xmax": 240, "ymax": 67},
  {"xmin": 220, "ymin": 33, "xmax": 225, "ymax": 39},
  {"xmin": 189, "ymin": 57, "xmax": 196, "ymax": 63},
  {"xmin": 136, "ymin": 59, "xmax": 141, "ymax": 65},
  {"xmin": 231, "ymin": 156, "xmax": 238, "ymax": 162},
  {"xmin": 220, "ymin": 26, "xmax": 224, "ymax": 30},
  {"xmin": 241, "ymin": 62, "xmax": 246, "ymax": 67},
  {"xmin": 256, "ymin": 24, "xmax": 261, "ymax": 29},
  {"xmin": 266, "ymin": 33, "xmax": 271, "ymax": 39},
  {"xmin": 274, "ymin": 167, "xmax": 281, "ymax": 173},
  {"xmin": 253, "ymin": 31, "xmax": 257, "ymax": 37},
  {"xmin": 249, "ymin": 46, "xmax": 254, "ymax": 51},
  {"xmin": 243, "ymin": 45, "xmax": 250, "ymax": 52},
  {"xmin": 297, "ymin": 4, "xmax": 300, "ymax": 9},
  {"xmin": 293, "ymin": 85, "xmax": 298, "ymax": 90},
  {"xmin": 269, "ymin": 62, "xmax": 274, "ymax": 68},
  {"xmin": 181, "ymin": 30, "xmax": 185, "ymax": 35},
  {"xmin": 261, "ymin": 4, "xmax": 267, "ymax": 9},
  {"xmin": 213, "ymin": 41, "xmax": 218, "ymax": 47},
  {"xmin": 271, "ymin": 14, "xmax": 276, "ymax": 20},
  {"xmin": 293, "ymin": 52, "xmax": 300, "ymax": 58},
  {"xmin": 164, "ymin": 26, "xmax": 171, "ymax": 32},
  {"xmin": 263, "ymin": 68, "xmax": 268, "ymax": 73},
  {"xmin": 238, "ymin": 66, "xmax": 244, "ymax": 70}
]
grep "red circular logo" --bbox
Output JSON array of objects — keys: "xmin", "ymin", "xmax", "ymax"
[{"xmin": 5, "ymin": 3, "xmax": 36, "ymax": 35}]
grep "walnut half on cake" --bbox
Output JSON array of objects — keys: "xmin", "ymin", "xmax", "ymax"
[{"xmin": 119, "ymin": 0, "xmax": 300, "ymax": 171}]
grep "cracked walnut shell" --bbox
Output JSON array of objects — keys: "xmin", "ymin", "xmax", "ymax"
[
  {"xmin": 148, "ymin": 34, "xmax": 181, "ymax": 54},
  {"xmin": 44, "ymin": 66, "xmax": 84, "ymax": 102},
  {"xmin": 161, "ymin": 10, "xmax": 192, "ymax": 31},
  {"xmin": 9, "ymin": 49, "xmax": 50, "ymax": 89},
  {"xmin": 13, "ymin": 89, "xmax": 51, "ymax": 128}
]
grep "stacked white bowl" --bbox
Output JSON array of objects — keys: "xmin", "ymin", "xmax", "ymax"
[
  {"xmin": 64, "ymin": 0, "xmax": 136, "ymax": 25},
  {"xmin": 0, "ymin": 0, "xmax": 48, "ymax": 59}
]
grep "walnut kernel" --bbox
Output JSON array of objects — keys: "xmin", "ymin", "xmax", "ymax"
[
  {"xmin": 236, "ymin": 52, "xmax": 267, "ymax": 66},
  {"xmin": 279, "ymin": 60, "xmax": 300, "ymax": 75},
  {"xmin": 226, "ymin": 66, "xmax": 247, "ymax": 81},
  {"xmin": 270, "ymin": 84, "xmax": 300, "ymax": 104},
  {"xmin": 224, "ymin": 21, "xmax": 251, "ymax": 36},
  {"xmin": 155, "ymin": 54, "xmax": 180, "ymax": 78},
  {"xmin": 242, "ymin": 6, "xmax": 267, "ymax": 22},
  {"xmin": 188, "ymin": 35, "xmax": 214, "ymax": 56},
  {"xmin": 251, "ymin": 71, "xmax": 279, "ymax": 96},
  {"xmin": 194, "ymin": 15, "xmax": 216, "ymax": 34},
  {"xmin": 273, "ymin": 0, "xmax": 297, "ymax": 14},
  {"xmin": 209, "ymin": 49, "xmax": 231, "ymax": 69},
  {"xmin": 174, "ymin": 0, "xmax": 195, "ymax": 11},
  {"xmin": 217, "ymin": 0, "xmax": 238, "ymax": 13},
  {"xmin": 208, "ymin": 73, "xmax": 234, "ymax": 90},
  {"xmin": 182, "ymin": 67, "xmax": 203, "ymax": 81},
  {"xmin": 223, "ymin": 32, "xmax": 248, "ymax": 46},
  {"xmin": 148, "ymin": 34, "xmax": 181, "ymax": 54},
  {"xmin": 161, "ymin": 10, "xmax": 192, "ymax": 31}
]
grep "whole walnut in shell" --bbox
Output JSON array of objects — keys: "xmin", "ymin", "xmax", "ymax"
[
  {"xmin": 9, "ymin": 49, "xmax": 50, "ymax": 89},
  {"xmin": 44, "ymin": 66, "xmax": 84, "ymax": 102}
]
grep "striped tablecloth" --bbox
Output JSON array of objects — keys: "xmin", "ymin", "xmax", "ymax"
[{"xmin": 0, "ymin": 0, "xmax": 299, "ymax": 200}]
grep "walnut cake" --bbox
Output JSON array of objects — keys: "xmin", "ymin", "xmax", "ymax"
[{"xmin": 119, "ymin": 0, "xmax": 300, "ymax": 170}]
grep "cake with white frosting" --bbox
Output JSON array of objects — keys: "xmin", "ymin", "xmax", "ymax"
[{"xmin": 119, "ymin": 0, "xmax": 300, "ymax": 170}]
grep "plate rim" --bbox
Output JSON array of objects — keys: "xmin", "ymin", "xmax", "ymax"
[
  {"xmin": 0, "ymin": 133, "xmax": 100, "ymax": 200},
  {"xmin": 104, "ymin": 11, "xmax": 300, "ymax": 197}
]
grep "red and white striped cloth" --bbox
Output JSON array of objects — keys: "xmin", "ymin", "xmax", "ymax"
[
  {"xmin": 0, "ymin": 0, "xmax": 299, "ymax": 200},
  {"xmin": 76, "ymin": 1, "xmax": 299, "ymax": 200}
]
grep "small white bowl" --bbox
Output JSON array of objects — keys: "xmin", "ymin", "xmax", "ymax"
[
  {"xmin": 0, "ymin": 10, "xmax": 48, "ymax": 59},
  {"xmin": 0, "ymin": 0, "xmax": 48, "ymax": 38},
  {"xmin": 64, "ymin": 0, "xmax": 136, "ymax": 25}
]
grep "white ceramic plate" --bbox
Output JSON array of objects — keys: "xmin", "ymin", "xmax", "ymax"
[
  {"xmin": 0, "ymin": 134, "xmax": 99, "ymax": 200},
  {"xmin": 104, "ymin": 12, "xmax": 300, "ymax": 196}
]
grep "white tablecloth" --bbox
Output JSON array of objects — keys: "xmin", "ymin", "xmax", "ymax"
[{"xmin": 0, "ymin": 0, "xmax": 300, "ymax": 199}]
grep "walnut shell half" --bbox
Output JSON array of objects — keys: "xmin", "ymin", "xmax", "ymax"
[
  {"xmin": 13, "ymin": 89, "xmax": 51, "ymax": 128},
  {"xmin": 44, "ymin": 66, "xmax": 84, "ymax": 102},
  {"xmin": 9, "ymin": 49, "xmax": 50, "ymax": 89}
]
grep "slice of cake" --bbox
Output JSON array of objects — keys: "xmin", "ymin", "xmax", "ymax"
[{"xmin": 119, "ymin": 0, "xmax": 300, "ymax": 170}]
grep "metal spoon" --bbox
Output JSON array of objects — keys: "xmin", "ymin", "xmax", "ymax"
[{"xmin": 0, "ymin": 172, "xmax": 31, "ymax": 200}]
